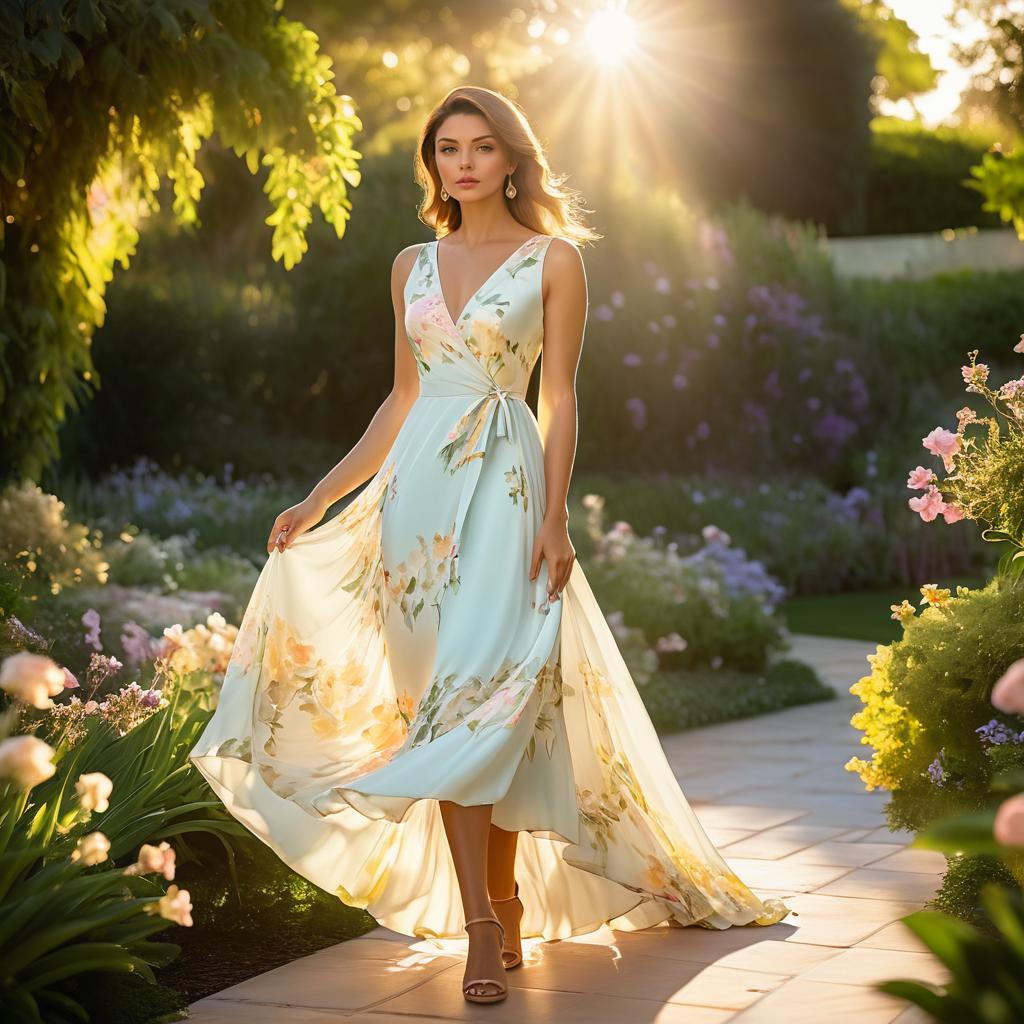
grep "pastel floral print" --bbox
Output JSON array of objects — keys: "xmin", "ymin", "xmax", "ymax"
[
  {"xmin": 384, "ymin": 526, "xmax": 459, "ymax": 631},
  {"xmin": 505, "ymin": 464, "xmax": 528, "ymax": 510},
  {"xmin": 190, "ymin": 230, "xmax": 792, "ymax": 943}
]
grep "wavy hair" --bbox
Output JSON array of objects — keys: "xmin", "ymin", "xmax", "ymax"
[{"xmin": 414, "ymin": 86, "xmax": 601, "ymax": 248}]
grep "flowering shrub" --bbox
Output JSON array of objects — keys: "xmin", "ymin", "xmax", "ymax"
[
  {"xmin": 846, "ymin": 577, "xmax": 1024, "ymax": 838},
  {"xmin": 580, "ymin": 493, "xmax": 790, "ymax": 672},
  {"xmin": 0, "ymin": 648, "xmax": 246, "ymax": 1022},
  {"xmin": 579, "ymin": 199, "xmax": 879, "ymax": 479},
  {"xmin": 0, "ymin": 481, "xmax": 109, "ymax": 596},
  {"xmin": 907, "ymin": 334, "xmax": 1024, "ymax": 564},
  {"xmin": 848, "ymin": 385, "xmax": 1024, "ymax": 917}
]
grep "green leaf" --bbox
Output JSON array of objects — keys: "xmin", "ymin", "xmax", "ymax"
[
  {"xmin": 27, "ymin": 28, "xmax": 63, "ymax": 67},
  {"xmin": 911, "ymin": 808, "xmax": 1005, "ymax": 855}
]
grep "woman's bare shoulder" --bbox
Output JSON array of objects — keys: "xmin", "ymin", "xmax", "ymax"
[{"xmin": 391, "ymin": 241, "xmax": 430, "ymax": 288}]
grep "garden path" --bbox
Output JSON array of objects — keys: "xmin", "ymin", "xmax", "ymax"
[{"xmin": 186, "ymin": 634, "xmax": 941, "ymax": 1023}]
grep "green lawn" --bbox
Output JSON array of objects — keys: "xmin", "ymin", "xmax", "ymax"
[{"xmin": 781, "ymin": 576, "xmax": 990, "ymax": 644}]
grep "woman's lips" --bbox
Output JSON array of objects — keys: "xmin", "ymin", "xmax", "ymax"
[{"xmin": 456, "ymin": 179, "xmax": 479, "ymax": 185}]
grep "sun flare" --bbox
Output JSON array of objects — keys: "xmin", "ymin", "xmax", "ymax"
[{"xmin": 585, "ymin": 6, "xmax": 638, "ymax": 67}]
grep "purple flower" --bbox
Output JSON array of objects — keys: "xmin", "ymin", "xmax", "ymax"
[
  {"xmin": 813, "ymin": 412, "xmax": 858, "ymax": 447},
  {"xmin": 623, "ymin": 352, "xmax": 643, "ymax": 367},
  {"xmin": 976, "ymin": 719, "xmax": 1024, "ymax": 746},
  {"xmin": 927, "ymin": 752, "xmax": 946, "ymax": 786},
  {"xmin": 625, "ymin": 396, "xmax": 646, "ymax": 430}
]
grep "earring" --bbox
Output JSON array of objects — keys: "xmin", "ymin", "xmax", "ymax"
[
  {"xmin": 440, "ymin": 186, "xmax": 449, "ymax": 201},
  {"xmin": 505, "ymin": 173, "xmax": 516, "ymax": 199}
]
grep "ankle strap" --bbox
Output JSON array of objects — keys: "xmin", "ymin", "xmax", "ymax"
[{"xmin": 466, "ymin": 915, "xmax": 505, "ymax": 938}]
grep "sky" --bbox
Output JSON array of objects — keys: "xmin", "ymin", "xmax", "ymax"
[{"xmin": 881, "ymin": 0, "xmax": 992, "ymax": 126}]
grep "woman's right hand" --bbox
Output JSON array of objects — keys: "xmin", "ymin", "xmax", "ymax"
[{"xmin": 267, "ymin": 497, "xmax": 326, "ymax": 554}]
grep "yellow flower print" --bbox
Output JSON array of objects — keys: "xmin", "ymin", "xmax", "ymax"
[
  {"xmin": 362, "ymin": 699, "xmax": 409, "ymax": 750},
  {"xmin": 463, "ymin": 314, "xmax": 511, "ymax": 377}
]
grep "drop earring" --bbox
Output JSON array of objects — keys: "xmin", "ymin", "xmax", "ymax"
[
  {"xmin": 440, "ymin": 186, "xmax": 449, "ymax": 201},
  {"xmin": 505, "ymin": 173, "xmax": 516, "ymax": 199}
]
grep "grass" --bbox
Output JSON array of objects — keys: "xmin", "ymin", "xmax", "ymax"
[{"xmin": 780, "ymin": 576, "xmax": 990, "ymax": 644}]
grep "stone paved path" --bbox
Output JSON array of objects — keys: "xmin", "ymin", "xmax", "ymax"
[{"xmin": 187, "ymin": 634, "xmax": 942, "ymax": 1023}]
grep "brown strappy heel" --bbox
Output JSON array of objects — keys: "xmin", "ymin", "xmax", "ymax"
[
  {"xmin": 462, "ymin": 915, "xmax": 508, "ymax": 1004},
  {"xmin": 490, "ymin": 881, "xmax": 525, "ymax": 969}
]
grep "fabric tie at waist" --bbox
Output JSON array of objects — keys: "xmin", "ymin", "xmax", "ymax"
[{"xmin": 420, "ymin": 378, "xmax": 528, "ymax": 559}]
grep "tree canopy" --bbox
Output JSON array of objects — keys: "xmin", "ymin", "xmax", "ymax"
[{"xmin": 0, "ymin": 0, "xmax": 363, "ymax": 480}]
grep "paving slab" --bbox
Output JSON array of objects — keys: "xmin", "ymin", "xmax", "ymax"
[{"xmin": 188, "ymin": 634, "xmax": 953, "ymax": 1023}]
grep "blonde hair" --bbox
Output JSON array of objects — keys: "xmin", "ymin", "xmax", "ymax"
[{"xmin": 414, "ymin": 86, "xmax": 601, "ymax": 248}]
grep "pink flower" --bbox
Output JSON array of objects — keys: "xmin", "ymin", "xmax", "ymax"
[
  {"xmin": 940, "ymin": 502, "xmax": 965, "ymax": 524},
  {"xmin": 991, "ymin": 658, "xmax": 1024, "ymax": 715},
  {"xmin": 82, "ymin": 609, "xmax": 102, "ymax": 652},
  {"xmin": 994, "ymin": 792, "xmax": 1024, "ymax": 847},
  {"xmin": 63, "ymin": 667, "xmax": 79, "ymax": 689},
  {"xmin": 906, "ymin": 466, "xmax": 934, "ymax": 490},
  {"xmin": 1014, "ymin": 334, "xmax": 1024, "ymax": 355},
  {"xmin": 908, "ymin": 485, "xmax": 947, "ymax": 523},
  {"xmin": 922, "ymin": 427, "xmax": 959, "ymax": 460}
]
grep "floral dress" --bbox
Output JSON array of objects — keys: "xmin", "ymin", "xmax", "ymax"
[{"xmin": 189, "ymin": 232, "xmax": 791, "ymax": 942}]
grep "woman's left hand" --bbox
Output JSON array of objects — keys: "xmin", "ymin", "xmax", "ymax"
[{"xmin": 529, "ymin": 515, "xmax": 576, "ymax": 603}]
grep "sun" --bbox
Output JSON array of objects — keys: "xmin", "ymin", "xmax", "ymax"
[{"xmin": 584, "ymin": 5, "xmax": 639, "ymax": 67}]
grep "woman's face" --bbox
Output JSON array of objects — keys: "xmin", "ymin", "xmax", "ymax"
[{"xmin": 434, "ymin": 112, "xmax": 512, "ymax": 204}]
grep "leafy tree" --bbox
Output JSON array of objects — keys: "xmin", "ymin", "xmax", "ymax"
[
  {"xmin": 0, "ymin": 0, "xmax": 363, "ymax": 481},
  {"xmin": 842, "ymin": 0, "xmax": 940, "ymax": 112},
  {"xmin": 948, "ymin": 1, "xmax": 1024, "ymax": 237}
]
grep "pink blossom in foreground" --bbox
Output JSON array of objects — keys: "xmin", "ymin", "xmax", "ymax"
[
  {"xmin": 991, "ymin": 658, "xmax": 1024, "ymax": 715},
  {"xmin": 908, "ymin": 485, "xmax": 947, "ymax": 522},
  {"xmin": 994, "ymin": 792, "xmax": 1024, "ymax": 847},
  {"xmin": 906, "ymin": 466, "xmax": 934, "ymax": 490},
  {"xmin": 922, "ymin": 427, "xmax": 960, "ymax": 471},
  {"xmin": 0, "ymin": 652, "xmax": 67, "ymax": 709},
  {"xmin": 0, "ymin": 735, "xmax": 57, "ymax": 788}
]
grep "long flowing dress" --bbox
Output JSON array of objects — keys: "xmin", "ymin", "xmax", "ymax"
[{"xmin": 189, "ymin": 232, "xmax": 792, "ymax": 942}]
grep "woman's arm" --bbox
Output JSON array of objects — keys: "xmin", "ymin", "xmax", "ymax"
[
  {"xmin": 267, "ymin": 244, "xmax": 423, "ymax": 552},
  {"xmin": 530, "ymin": 237, "xmax": 588, "ymax": 598}
]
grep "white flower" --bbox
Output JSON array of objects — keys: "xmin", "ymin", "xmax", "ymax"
[
  {"xmin": 0, "ymin": 652, "xmax": 67, "ymax": 709},
  {"xmin": 206, "ymin": 612, "xmax": 227, "ymax": 631},
  {"xmin": 70, "ymin": 831, "xmax": 110, "ymax": 866},
  {"xmin": 124, "ymin": 840, "xmax": 177, "ymax": 880},
  {"xmin": 0, "ymin": 734, "xmax": 57, "ymax": 788},
  {"xmin": 148, "ymin": 883, "xmax": 193, "ymax": 927},
  {"xmin": 75, "ymin": 771, "xmax": 113, "ymax": 813},
  {"xmin": 655, "ymin": 632, "xmax": 688, "ymax": 652}
]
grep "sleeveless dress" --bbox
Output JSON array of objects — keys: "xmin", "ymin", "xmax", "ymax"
[{"xmin": 189, "ymin": 233, "xmax": 792, "ymax": 942}]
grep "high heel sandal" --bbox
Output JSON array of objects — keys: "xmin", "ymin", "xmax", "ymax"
[
  {"xmin": 490, "ymin": 881, "xmax": 525, "ymax": 969},
  {"xmin": 462, "ymin": 915, "xmax": 508, "ymax": 1004}
]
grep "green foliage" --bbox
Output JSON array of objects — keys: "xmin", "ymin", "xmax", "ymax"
[
  {"xmin": 876, "ymin": 882, "xmax": 1024, "ymax": 1022},
  {"xmin": 638, "ymin": 658, "xmax": 834, "ymax": 735},
  {"xmin": 847, "ymin": 577, "xmax": 1024, "ymax": 806},
  {"xmin": 867, "ymin": 117, "xmax": 1006, "ymax": 233},
  {"xmin": 0, "ymin": 682, "xmax": 248, "ymax": 1022},
  {"xmin": 0, "ymin": 0, "xmax": 363, "ymax": 480},
  {"xmin": 842, "ymin": 0, "xmax": 938, "ymax": 104},
  {"xmin": 968, "ymin": 145, "xmax": 1024, "ymax": 239}
]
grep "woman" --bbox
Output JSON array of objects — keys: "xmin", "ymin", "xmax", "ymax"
[{"xmin": 189, "ymin": 85, "xmax": 791, "ymax": 1006}]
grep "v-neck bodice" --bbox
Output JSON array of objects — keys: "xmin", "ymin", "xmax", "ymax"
[
  {"xmin": 403, "ymin": 232, "xmax": 554, "ymax": 401},
  {"xmin": 433, "ymin": 234, "xmax": 546, "ymax": 328}
]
